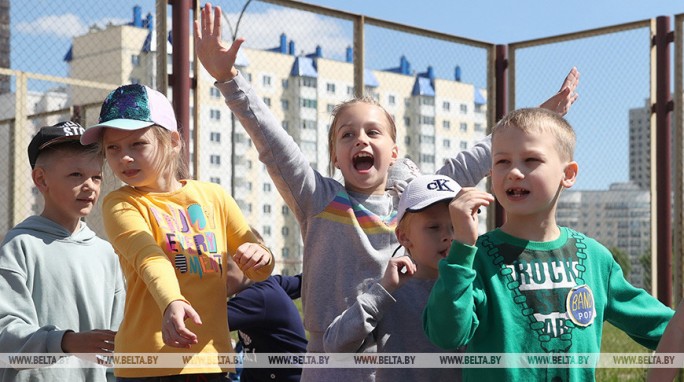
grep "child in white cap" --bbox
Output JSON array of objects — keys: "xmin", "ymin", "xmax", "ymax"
[{"xmin": 324, "ymin": 174, "xmax": 466, "ymax": 381}]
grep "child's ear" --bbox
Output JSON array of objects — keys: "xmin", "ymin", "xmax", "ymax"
[
  {"xmin": 396, "ymin": 227, "xmax": 411, "ymax": 248},
  {"xmin": 32, "ymin": 167, "xmax": 48, "ymax": 192},
  {"xmin": 561, "ymin": 161, "xmax": 578, "ymax": 188},
  {"xmin": 391, "ymin": 144, "xmax": 398, "ymax": 163},
  {"xmin": 170, "ymin": 131, "xmax": 182, "ymax": 153}
]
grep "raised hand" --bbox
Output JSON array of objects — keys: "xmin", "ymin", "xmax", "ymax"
[
  {"xmin": 379, "ymin": 255, "xmax": 416, "ymax": 293},
  {"xmin": 449, "ymin": 188, "xmax": 495, "ymax": 246},
  {"xmin": 194, "ymin": 3, "xmax": 245, "ymax": 82},
  {"xmin": 539, "ymin": 67, "xmax": 580, "ymax": 116}
]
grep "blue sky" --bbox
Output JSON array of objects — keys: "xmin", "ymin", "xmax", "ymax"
[{"xmin": 11, "ymin": 0, "xmax": 684, "ymax": 190}]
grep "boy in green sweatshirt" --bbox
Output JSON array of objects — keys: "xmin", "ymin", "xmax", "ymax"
[{"xmin": 423, "ymin": 108, "xmax": 673, "ymax": 382}]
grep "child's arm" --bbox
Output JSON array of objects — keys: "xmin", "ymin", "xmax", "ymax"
[
  {"xmin": 437, "ymin": 67, "xmax": 580, "ymax": 187},
  {"xmin": 0, "ymin": 267, "xmax": 79, "ymax": 358},
  {"xmin": 646, "ymin": 299, "xmax": 684, "ymax": 382},
  {"xmin": 103, "ymin": 196, "xmax": 201, "ymax": 348},
  {"xmin": 274, "ymin": 273, "xmax": 303, "ymax": 300},
  {"xmin": 227, "ymin": 281, "xmax": 268, "ymax": 332},
  {"xmin": 196, "ymin": 4, "xmax": 338, "ymax": 222},
  {"xmin": 323, "ymin": 256, "xmax": 416, "ymax": 353},
  {"xmin": 233, "ymin": 242, "xmax": 274, "ymax": 282},
  {"xmin": 423, "ymin": 190, "xmax": 493, "ymax": 348},
  {"xmin": 603, "ymin": 247, "xmax": 674, "ymax": 349}
]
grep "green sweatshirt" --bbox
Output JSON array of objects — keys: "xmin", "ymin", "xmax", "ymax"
[{"xmin": 423, "ymin": 227, "xmax": 674, "ymax": 382}]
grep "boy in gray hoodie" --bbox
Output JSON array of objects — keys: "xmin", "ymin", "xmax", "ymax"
[{"xmin": 0, "ymin": 121, "xmax": 125, "ymax": 381}]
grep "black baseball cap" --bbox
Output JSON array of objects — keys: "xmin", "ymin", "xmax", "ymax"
[{"xmin": 28, "ymin": 121, "xmax": 86, "ymax": 169}]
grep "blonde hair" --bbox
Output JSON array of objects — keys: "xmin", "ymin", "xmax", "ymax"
[
  {"xmin": 327, "ymin": 97, "xmax": 397, "ymax": 176},
  {"xmin": 98, "ymin": 125, "xmax": 189, "ymax": 183},
  {"xmin": 492, "ymin": 108, "xmax": 576, "ymax": 161},
  {"xmin": 149, "ymin": 125, "xmax": 189, "ymax": 182}
]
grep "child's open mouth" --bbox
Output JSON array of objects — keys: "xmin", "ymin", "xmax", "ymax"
[
  {"xmin": 506, "ymin": 188, "xmax": 530, "ymax": 197},
  {"xmin": 353, "ymin": 152, "xmax": 374, "ymax": 172}
]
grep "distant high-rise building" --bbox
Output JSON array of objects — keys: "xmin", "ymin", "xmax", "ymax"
[
  {"xmin": 628, "ymin": 99, "xmax": 652, "ymax": 190},
  {"xmin": 12, "ymin": 5, "xmax": 489, "ymax": 274},
  {"xmin": 557, "ymin": 182, "xmax": 650, "ymax": 289}
]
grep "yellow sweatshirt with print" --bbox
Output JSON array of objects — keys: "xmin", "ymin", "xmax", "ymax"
[{"xmin": 103, "ymin": 180, "xmax": 273, "ymax": 377}]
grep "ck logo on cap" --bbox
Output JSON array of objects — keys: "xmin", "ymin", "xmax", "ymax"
[{"xmin": 427, "ymin": 179, "xmax": 454, "ymax": 192}]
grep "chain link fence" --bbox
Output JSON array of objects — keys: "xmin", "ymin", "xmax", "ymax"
[{"xmin": 4, "ymin": 1, "xmax": 682, "ymax": 287}]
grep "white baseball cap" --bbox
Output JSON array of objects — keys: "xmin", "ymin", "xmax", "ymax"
[{"xmin": 396, "ymin": 174, "xmax": 461, "ymax": 222}]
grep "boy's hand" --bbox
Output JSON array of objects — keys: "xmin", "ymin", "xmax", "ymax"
[
  {"xmin": 449, "ymin": 188, "xmax": 495, "ymax": 246},
  {"xmin": 234, "ymin": 242, "xmax": 272, "ymax": 273},
  {"xmin": 61, "ymin": 329, "xmax": 116, "ymax": 354},
  {"xmin": 379, "ymin": 256, "xmax": 416, "ymax": 293},
  {"xmin": 194, "ymin": 3, "xmax": 244, "ymax": 82},
  {"xmin": 162, "ymin": 300, "xmax": 202, "ymax": 348},
  {"xmin": 539, "ymin": 67, "xmax": 580, "ymax": 116}
]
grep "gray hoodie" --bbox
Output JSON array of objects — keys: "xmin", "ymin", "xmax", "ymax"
[
  {"xmin": 0, "ymin": 216, "xmax": 125, "ymax": 382},
  {"xmin": 218, "ymin": 73, "xmax": 490, "ymax": 381}
]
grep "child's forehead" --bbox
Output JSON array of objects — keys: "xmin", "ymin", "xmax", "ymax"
[
  {"xmin": 410, "ymin": 202, "xmax": 452, "ymax": 219},
  {"xmin": 336, "ymin": 102, "xmax": 391, "ymax": 125}
]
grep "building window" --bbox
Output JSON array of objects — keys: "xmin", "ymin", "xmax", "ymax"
[
  {"xmin": 443, "ymin": 139, "xmax": 451, "ymax": 148},
  {"xmin": 209, "ymin": 176, "xmax": 221, "ymax": 184},
  {"xmin": 443, "ymin": 120, "xmax": 451, "ymax": 129},
  {"xmin": 326, "ymin": 83, "xmax": 336, "ymax": 94},
  {"xmin": 262, "ymin": 75, "xmax": 272, "ymax": 87},
  {"xmin": 460, "ymin": 141, "xmax": 468, "ymax": 150},
  {"xmin": 282, "ymin": 226, "xmax": 289, "ymax": 236},
  {"xmin": 263, "ymin": 183, "xmax": 272, "ymax": 192},
  {"xmin": 421, "ymin": 97, "xmax": 435, "ymax": 106},
  {"xmin": 474, "ymin": 123, "xmax": 484, "ymax": 132},
  {"xmin": 301, "ymin": 77, "xmax": 317, "ymax": 88},
  {"xmin": 302, "ymin": 120, "xmax": 316, "ymax": 129},
  {"xmin": 210, "ymin": 155, "xmax": 221, "ymax": 165},
  {"xmin": 419, "ymin": 135, "xmax": 435, "ymax": 144},
  {"xmin": 282, "ymin": 247, "xmax": 290, "ymax": 257},
  {"xmin": 404, "ymin": 136, "xmax": 411, "ymax": 145},
  {"xmin": 282, "ymin": 121, "xmax": 289, "ymax": 131},
  {"xmin": 263, "ymin": 204, "xmax": 272, "ymax": 214},
  {"xmin": 210, "ymin": 132, "xmax": 221, "ymax": 142},
  {"xmin": 301, "ymin": 98, "xmax": 317, "ymax": 109},
  {"xmin": 460, "ymin": 104, "xmax": 468, "ymax": 114},
  {"xmin": 263, "ymin": 225, "xmax": 272, "ymax": 236},
  {"xmin": 210, "ymin": 87, "xmax": 221, "ymax": 99},
  {"xmin": 281, "ymin": 99, "xmax": 289, "ymax": 110},
  {"xmin": 244, "ymin": 72, "xmax": 252, "ymax": 82},
  {"xmin": 131, "ymin": 55, "xmax": 140, "ymax": 67},
  {"xmin": 246, "ymin": 182, "xmax": 252, "ymax": 191},
  {"xmin": 210, "ymin": 109, "xmax": 221, "ymax": 121},
  {"xmin": 404, "ymin": 117, "xmax": 410, "ymax": 127},
  {"xmin": 282, "ymin": 205, "xmax": 289, "ymax": 215},
  {"xmin": 388, "ymin": 95, "xmax": 396, "ymax": 105},
  {"xmin": 442, "ymin": 101, "xmax": 450, "ymax": 111},
  {"xmin": 263, "ymin": 97, "xmax": 271, "ymax": 106},
  {"xmin": 327, "ymin": 104, "xmax": 335, "ymax": 113},
  {"xmin": 282, "ymin": 79, "xmax": 289, "ymax": 88},
  {"xmin": 460, "ymin": 123, "xmax": 468, "ymax": 132},
  {"xmin": 420, "ymin": 116, "xmax": 435, "ymax": 125},
  {"xmin": 347, "ymin": 86, "xmax": 354, "ymax": 95},
  {"xmin": 420, "ymin": 154, "xmax": 435, "ymax": 163}
]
